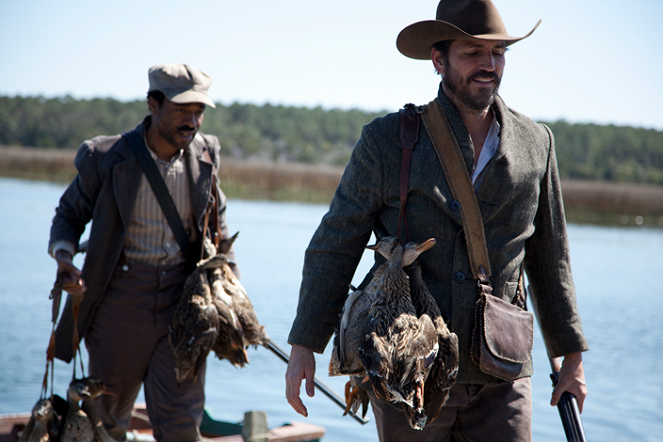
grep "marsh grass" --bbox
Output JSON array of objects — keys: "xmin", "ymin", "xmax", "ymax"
[{"xmin": 2, "ymin": 146, "xmax": 662, "ymax": 225}]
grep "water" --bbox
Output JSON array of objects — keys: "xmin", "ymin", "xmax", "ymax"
[{"xmin": 1, "ymin": 176, "xmax": 662, "ymax": 441}]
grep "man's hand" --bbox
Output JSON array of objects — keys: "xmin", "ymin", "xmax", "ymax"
[
  {"xmin": 55, "ymin": 249, "xmax": 86, "ymax": 297},
  {"xmin": 551, "ymin": 351, "xmax": 587, "ymax": 413},
  {"xmin": 285, "ymin": 344, "xmax": 316, "ymax": 417}
]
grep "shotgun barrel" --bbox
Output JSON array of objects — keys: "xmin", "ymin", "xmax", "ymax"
[
  {"xmin": 550, "ymin": 363, "xmax": 587, "ymax": 442},
  {"xmin": 528, "ymin": 285, "xmax": 587, "ymax": 442}
]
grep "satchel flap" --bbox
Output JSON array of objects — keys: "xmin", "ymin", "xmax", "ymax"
[{"xmin": 483, "ymin": 295, "xmax": 534, "ymax": 363}]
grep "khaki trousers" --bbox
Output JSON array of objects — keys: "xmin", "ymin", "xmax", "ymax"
[
  {"xmin": 368, "ymin": 378, "xmax": 532, "ymax": 442},
  {"xmin": 85, "ymin": 261, "xmax": 204, "ymax": 442}
]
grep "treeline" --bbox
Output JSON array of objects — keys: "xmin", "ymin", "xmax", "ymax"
[
  {"xmin": 0, "ymin": 95, "xmax": 382, "ymax": 167},
  {"xmin": 1, "ymin": 95, "xmax": 662, "ymax": 184},
  {"xmin": 544, "ymin": 121, "xmax": 663, "ymax": 185}
]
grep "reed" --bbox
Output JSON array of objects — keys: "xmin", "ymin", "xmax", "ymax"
[{"xmin": 2, "ymin": 146, "xmax": 662, "ymax": 225}]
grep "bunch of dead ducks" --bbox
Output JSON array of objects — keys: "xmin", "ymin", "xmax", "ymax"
[
  {"xmin": 330, "ymin": 236, "xmax": 459, "ymax": 430},
  {"xmin": 168, "ymin": 232, "xmax": 270, "ymax": 384},
  {"xmin": 19, "ymin": 377, "xmax": 114, "ymax": 442}
]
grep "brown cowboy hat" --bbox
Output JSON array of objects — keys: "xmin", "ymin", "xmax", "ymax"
[{"xmin": 397, "ymin": 0, "xmax": 541, "ymax": 60}]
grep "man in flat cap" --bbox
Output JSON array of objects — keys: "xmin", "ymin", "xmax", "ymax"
[
  {"xmin": 286, "ymin": 1, "xmax": 588, "ymax": 440},
  {"xmin": 50, "ymin": 63, "xmax": 236, "ymax": 441}
]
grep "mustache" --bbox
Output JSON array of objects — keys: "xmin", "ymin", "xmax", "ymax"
[
  {"xmin": 468, "ymin": 70, "xmax": 500, "ymax": 83},
  {"xmin": 177, "ymin": 125, "xmax": 196, "ymax": 132}
]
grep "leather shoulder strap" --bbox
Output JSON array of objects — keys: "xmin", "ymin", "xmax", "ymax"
[
  {"xmin": 421, "ymin": 99, "xmax": 491, "ymax": 278},
  {"xmin": 122, "ymin": 130, "xmax": 191, "ymax": 257},
  {"xmin": 397, "ymin": 103, "xmax": 422, "ymax": 242}
]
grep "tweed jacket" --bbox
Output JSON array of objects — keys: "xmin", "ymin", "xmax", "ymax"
[
  {"xmin": 50, "ymin": 117, "xmax": 232, "ymax": 362},
  {"xmin": 288, "ymin": 85, "xmax": 589, "ymax": 384}
]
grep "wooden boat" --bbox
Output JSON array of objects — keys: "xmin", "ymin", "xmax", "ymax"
[{"xmin": 0, "ymin": 403, "xmax": 325, "ymax": 442}]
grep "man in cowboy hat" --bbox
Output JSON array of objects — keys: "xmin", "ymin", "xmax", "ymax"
[
  {"xmin": 50, "ymin": 63, "xmax": 237, "ymax": 442},
  {"xmin": 285, "ymin": 1, "xmax": 588, "ymax": 440}
]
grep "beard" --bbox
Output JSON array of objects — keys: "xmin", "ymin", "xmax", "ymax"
[{"xmin": 442, "ymin": 64, "xmax": 501, "ymax": 112}]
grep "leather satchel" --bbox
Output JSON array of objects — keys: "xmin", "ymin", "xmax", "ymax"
[
  {"xmin": 420, "ymin": 99, "xmax": 534, "ymax": 381},
  {"xmin": 471, "ymin": 267, "xmax": 534, "ymax": 380}
]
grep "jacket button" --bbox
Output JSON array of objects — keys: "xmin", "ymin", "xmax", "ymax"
[
  {"xmin": 450, "ymin": 200, "xmax": 461, "ymax": 211},
  {"xmin": 454, "ymin": 271, "xmax": 466, "ymax": 283},
  {"xmin": 122, "ymin": 264, "xmax": 129, "ymax": 272},
  {"xmin": 444, "ymin": 313, "xmax": 451, "ymax": 323}
]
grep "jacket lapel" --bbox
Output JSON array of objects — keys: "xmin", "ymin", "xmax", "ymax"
[
  {"xmin": 113, "ymin": 121, "xmax": 145, "ymax": 229},
  {"xmin": 186, "ymin": 135, "xmax": 214, "ymax": 231},
  {"xmin": 489, "ymin": 95, "xmax": 515, "ymax": 164}
]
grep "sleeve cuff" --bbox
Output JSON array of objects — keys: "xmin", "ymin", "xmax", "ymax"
[{"xmin": 49, "ymin": 240, "xmax": 77, "ymax": 259}]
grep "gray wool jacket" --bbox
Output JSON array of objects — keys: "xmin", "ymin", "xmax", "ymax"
[
  {"xmin": 49, "ymin": 117, "xmax": 232, "ymax": 363},
  {"xmin": 288, "ymin": 85, "xmax": 589, "ymax": 385}
]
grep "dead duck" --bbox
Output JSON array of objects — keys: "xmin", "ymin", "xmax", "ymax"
[
  {"xmin": 77, "ymin": 377, "xmax": 116, "ymax": 442},
  {"xmin": 405, "ymin": 259, "xmax": 459, "ymax": 427},
  {"xmin": 168, "ymin": 255, "xmax": 223, "ymax": 384},
  {"xmin": 407, "ymin": 261, "xmax": 459, "ymax": 423},
  {"xmin": 359, "ymin": 237, "xmax": 439, "ymax": 430},
  {"xmin": 19, "ymin": 399, "xmax": 56, "ymax": 442},
  {"xmin": 61, "ymin": 380, "xmax": 94, "ymax": 442},
  {"xmin": 209, "ymin": 232, "xmax": 269, "ymax": 349},
  {"xmin": 331, "ymin": 238, "xmax": 440, "ymax": 376},
  {"xmin": 330, "ymin": 237, "xmax": 438, "ymax": 422},
  {"xmin": 211, "ymin": 296, "xmax": 250, "ymax": 367},
  {"xmin": 331, "ymin": 238, "xmax": 411, "ymax": 376},
  {"xmin": 329, "ymin": 284, "xmax": 369, "ymax": 377}
]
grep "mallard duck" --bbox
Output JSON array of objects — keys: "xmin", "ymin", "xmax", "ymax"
[
  {"xmin": 211, "ymin": 295, "xmax": 249, "ymax": 367},
  {"xmin": 329, "ymin": 284, "xmax": 368, "ymax": 376},
  {"xmin": 358, "ymin": 237, "xmax": 439, "ymax": 430},
  {"xmin": 330, "ymin": 238, "xmax": 415, "ymax": 376},
  {"xmin": 77, "ymin": 377, "xmax": 116, "ymax": 442},
  {"xmin": 61, "ymin": 380, "xmax": 94, "ymax": 442},
  {"xmin": 330, "ymin": 237, "xmax": 438, "ymax": 423},
  {"xmin": 168, "ymin": 255, "xmax": 223, "ymax": 384},
  {"xmin": 406, "ymin": 260, "xmax": 459, "ymax": 425},
  {"xmin": 209, "ymin": 232, "xmax": 269, "ymax": 349},
  {"xmin": 18, "ymin": 399, "xmax": 56, "ymax": 442}
]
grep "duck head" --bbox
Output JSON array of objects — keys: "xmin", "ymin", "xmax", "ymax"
[
  {"xmin": 403, "ymin": 238, "xmax": 436, "ymax": 266},
  {"xmin": 366, "ymin": 237, "xmax": 402, "ymax": 260},
  {"xmin": 31, "ymin": 399, "xmax": 54, "ymax": 422}
]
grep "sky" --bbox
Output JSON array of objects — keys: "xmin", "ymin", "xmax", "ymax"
[{"xmin": 1, "ymin": 0, "xmax": 662, "ymax": 130}]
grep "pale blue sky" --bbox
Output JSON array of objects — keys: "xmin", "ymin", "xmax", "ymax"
[{"xmin": 1, "ymin": 0, "xmax": 661, "ymax": 129}]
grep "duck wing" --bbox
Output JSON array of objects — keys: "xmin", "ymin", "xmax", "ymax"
[
  {"xmin": 211, "ymin": 297, "xmax": 249, "ymax": 367},
  {"xmin": 423, "ymin": 319, "xmax": 459, "ymax": 424},
  {"xmin": 407, "ymin": 261, "xmax": 459, "ymax": 424},
  {"xmin": 330, "ymin": 286, "xmax": 372, "ymax": 376},
  {"xmin": 218, "ymin": 262, "xmax": 269, "ymax": 347},
  {"xmin": 169, "ymin": 267, "xmax": 220, "ymax": 384}
]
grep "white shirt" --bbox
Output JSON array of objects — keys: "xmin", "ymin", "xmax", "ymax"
[{"xmin": 471, "ymin": 112, "xmax": 500, "ymax": 189}]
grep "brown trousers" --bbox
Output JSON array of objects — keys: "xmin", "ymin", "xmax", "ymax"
[
  {"xmin": 368, "ymin": 378, "xmax": 532, "ymax": 442},
  {"xmin": 85, "ymin": 261, "xmax": 204, "ymax": 442}
]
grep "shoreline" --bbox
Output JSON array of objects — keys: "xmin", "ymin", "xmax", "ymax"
[{"xmin": 2, "ymin": 146, "xmax": 662, "ymax": 227}]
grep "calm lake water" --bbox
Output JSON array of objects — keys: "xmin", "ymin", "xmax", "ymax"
[{"xmin": 1, "ymin": 176, "xmax": 662, "ymax": 441}]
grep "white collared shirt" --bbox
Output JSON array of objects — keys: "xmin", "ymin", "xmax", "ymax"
[{"xmin": 471, "ymin": 112, "xmax": 500, "ymax": 188}]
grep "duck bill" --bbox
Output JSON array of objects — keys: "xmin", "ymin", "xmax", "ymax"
[
  {"xmin": 416, "ymin": 238, "xmax": 436, "ymax": 253},
  {"xmin": 366, "ymin": 244, "xmax": 380, "ymax": 251}
]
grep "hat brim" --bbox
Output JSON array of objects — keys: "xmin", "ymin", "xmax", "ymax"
[
  {"xmin": 167, "ymin": 89, "xmax": 216, "ymax": 108},
  {"xmin": 396, "ymin": 19, "xmax": 541, "ymax": 60}
]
